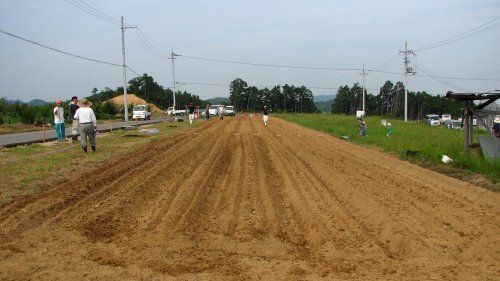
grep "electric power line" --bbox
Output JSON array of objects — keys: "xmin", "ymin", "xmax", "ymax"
[
  {"xmin": 0, "ymin": 28, "xmax": 121, "ymax": 66},
  {"xmin": 413, "ymin": 62, "xmax": 471, "ymax": 92},
  {"xmin": 415, "ymin": 17, "xmax": 500, "ymax": 52},
  {"xmin": 411, "ymin": 5, "xmax": 500, "ymax": 44},
  {"xmin": 64, "ymin": 0, "xmax": 120, "ymax": 25},
  {"xmin": 177, "ymin": 81, "xmax": 367, "ymax": 91},
  {"xmin": 176, "ymin": 54, "xmax": 362, "ymax": 71},
  {"xmin": 368, "ymin": 68, "xmax": 500, "ymax": 81},
  {"xmin": 65, "ymin": 0, "xmax": 167, "ymax": 60},
  {"xmin": 0, "ymin": 28, "xmax": 143, "ymax": 76},
  {"xmin": 372, "ymin": 53, "xmax": 401, "ymax": 71}
]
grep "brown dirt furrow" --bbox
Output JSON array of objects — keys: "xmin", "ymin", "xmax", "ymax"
[{"xmin": 0, "ymin": 116, "xmax": 499, "ymax": 280}]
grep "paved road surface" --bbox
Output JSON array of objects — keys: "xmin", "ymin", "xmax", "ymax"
[
  {"xmin": 0, "ymin": 118, "xmax": 169, "ymax": 147},
  {"xmin": 0, "ymin": 116, "xmax": 498, "ymax": 280}
]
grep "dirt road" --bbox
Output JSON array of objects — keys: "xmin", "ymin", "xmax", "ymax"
[{"xmin": 1, "ymin": 116, "xmax": 499, "ymax": 280}]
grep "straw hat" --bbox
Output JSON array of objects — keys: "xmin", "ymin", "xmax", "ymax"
[
  {"xmin": 77, "ymin": 98, "xmax": 92, "ymax": 107},
  {"xmin": 494, "ymin": 117, "xmax": 500, "ymax": 124}
]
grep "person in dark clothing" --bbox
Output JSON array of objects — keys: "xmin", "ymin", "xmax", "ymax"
[
  {"xmin": 262, "ymin": 105, "xmax": 269, "ymax": 125},
  {"xmin": 186, "ymin": 102, "xmax": 196, "ymax": 124},
  {"xmin": 493, "ymin": 117, "xmax": 500, "ymax": 138},
  {"xmin": 69, "ymin": 96, "xmax": 79, "ymax": 143},
  {"xmin": 205, "ymin": 104, "xmax": 210, "ymax": 119}
]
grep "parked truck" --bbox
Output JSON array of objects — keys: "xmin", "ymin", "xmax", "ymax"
[{"xmin": 132, "ymin": 105, "xmax": 152, "ymax": 120}]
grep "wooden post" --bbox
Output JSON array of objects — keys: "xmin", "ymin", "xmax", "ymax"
[
  {"xmin": 468, "ymin": 113, "xmax": 473, "ymax": 145},
  {"xmin": 42, "ymin": 123, "xmax": 46, "ymax": 143},
  {"xmin": 465, "ymin": 100, "xmax": 474, "ymax": 148}
]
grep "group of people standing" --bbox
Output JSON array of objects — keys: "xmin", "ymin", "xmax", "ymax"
[
  {"xmin": 53, "ymin": 96, "xmax": 97, "ymax": 153},
  {"xmin": 189, "ymin": 103, "xmax": 271, "ymax": 125}
]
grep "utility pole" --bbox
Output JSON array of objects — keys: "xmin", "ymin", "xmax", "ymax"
[
  {"xmin": 169, "ymin": 49, "xmax": 177, "ymax": 109},
  {"xmin": 120, "ymin": 16, "xmax": 136, "ymax": 123},
  {"xmin": 400, "ymin": 41, "xmax": 415, "ymax": 122},
  {"xmin": 361, "ymin": 63, "xmax": 367, "ymax": 112}
]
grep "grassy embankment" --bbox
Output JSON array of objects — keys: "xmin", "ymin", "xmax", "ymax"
[
  {"xmin": 278, "ymin": 113, "xmax": 500, "ymax": 188},
  {"xmin": 0, "ymin": 119, "xmax": 201, "ymax": 206}
]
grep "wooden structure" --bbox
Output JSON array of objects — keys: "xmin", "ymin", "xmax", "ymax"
[{"xmin": 445, "ymin": 91, "xmax": 500, "ymax": 150}]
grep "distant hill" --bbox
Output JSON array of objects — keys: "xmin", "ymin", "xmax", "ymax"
[
  {"xmin": 315, "ymin": 100, "xmax": 334, "ymax": 112},
  {"xmin": 313, "ymin": 95, "xmax": 336, "ymax": 102},
  {"xmin": 3, "ymin": 98, "xmax": 49, "ymax": 106},
  {"xmin": 205, "ymin": 97, "xmax": 230, "ymax": 105},
  {"xmin": 27, "ymin": 99, "xmax": 49, "ymax": 106}
]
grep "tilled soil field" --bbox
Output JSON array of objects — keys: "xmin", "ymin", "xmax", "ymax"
[{"xmin": 0, "ymin": 116, "xmax": 499, "ymax": 280}]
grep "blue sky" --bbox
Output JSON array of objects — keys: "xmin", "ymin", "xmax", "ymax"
[{"xmin": 0, "ymin": 0, "xmax": 499, "ymax": 102}]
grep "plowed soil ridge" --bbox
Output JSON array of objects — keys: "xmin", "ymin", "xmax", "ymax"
[{"xmin": 0, "ymin": 117, "xmax": 498, "ymax": 280}]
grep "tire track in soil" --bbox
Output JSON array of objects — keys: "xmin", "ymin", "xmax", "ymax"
[{"xmin": 0, "ymin": 116, "xmax": 499, "ymax": 280}]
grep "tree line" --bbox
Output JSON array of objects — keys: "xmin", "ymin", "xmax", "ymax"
[
  {"xmin": 332, "ymin": 80, "xmax": 463, "ymax": 119},
  {"xmin": 228, "ymin": 78, "xmax": 317, "ymax": 113}
]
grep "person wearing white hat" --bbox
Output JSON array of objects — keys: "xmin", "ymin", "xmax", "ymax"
[
  {"xmin": 53, "ymin": 99, "xmax": 65, "ymax": 142},
  {"xmin": 73, "ymin": 98, "xmax": 97, "ymax": 153},
  {"xmin": 386, "ymin": 122, "xmax": 393, "ymax": 137},
  {"xmin": 493, "ymin": 117, "xmax": 500, "ymax": 138}
]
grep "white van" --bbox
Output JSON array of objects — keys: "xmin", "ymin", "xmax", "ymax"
[{"xmin": 225, "ymin": 106, "xmax": 235, "ymax": 116}]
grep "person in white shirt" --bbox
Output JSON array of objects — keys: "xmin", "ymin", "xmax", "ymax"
[
  {"xmin": 73, "ymin": 98, "xmax": 97, "ymax": 153},
  {"xmin": 218, "ymin": 105, "xmax": 225, "ymax": 120},
  {"xmin": 53, "ymin": 99, "xmax": 65, "ymax": 142}
]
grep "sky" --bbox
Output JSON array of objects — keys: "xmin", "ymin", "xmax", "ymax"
[{"xmin": 0, "ymin": 0, "xmax": 499, "ymax": 102}]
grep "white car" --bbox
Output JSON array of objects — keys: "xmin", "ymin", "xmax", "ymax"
[
  {"xmin": 132, "ymin": 105, "xmax": 151, "ymax": 120},
  {"xmin": 209, "ymin": 105, "xmax": 222, "ymax": 116},
  {"xmin": 225, "ymin": 106, "xmax": 235, "ymax": 116},
  {"xmin": 425, "ymin": 114, "xmax": 440, "ymax": 126}
]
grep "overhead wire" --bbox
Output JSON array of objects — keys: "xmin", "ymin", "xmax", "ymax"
[
  {"xmin": 64, "ymin": 0, "xmax": 120, "ymax": 25},
  {"xmin": 176, "ymin": 54, "xmax": 362, "ymax": 71},
  {"xmin": 415, "ymin": 17, "xmax": 500, "ymax": 52},
  {"xmin": 178, "ymin": 81, "xmax": 355, "ymax": 91},
  {"xmin": 65, "ymin": 0, "xmax": 167, "ymax": 60},
  {"xmin": 411, "ymin": 5, "xmax": 500, "ymax": 45},
  {"xmin": 0, "ymin": 28, "xmax": 122, "ymax": 67},
  {"xmin": 412, "ymin": 62, "xmax": 471, "ymax": 92},
  {"xmin": 372, "ymin": 53, "xmax": 401, "ymax": 71}
]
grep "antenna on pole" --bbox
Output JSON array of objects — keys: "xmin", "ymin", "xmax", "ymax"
[{"xmin": 120, "ymin": 16, "xmax": 137, "ymax": 123}]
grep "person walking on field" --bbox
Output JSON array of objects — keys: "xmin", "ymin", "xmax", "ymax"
[
  {"xmin": 358, "ymin": 117, "xmax": 367, "ymax": 138},
  {"xmin": 205, "ymin": 104, "xmax": 210, "ymax": 120},
  {"xmin": 218, "ymin": 105, "xmax": 225, "ymax": 120},
  {"xmin": 187, "ymin": 102, "xmax": 196, "ymax": 125},
  {"xmin": 68, "ymin": 96, "xmax": 79, "ymax": 143},
  {"xmin": 262, "ymin": 105, "xmax": 270, "ymax": 126},
  {"xmin": 73, "ymin": 98, "xmax": 97, "ymax": 153},
  {"xmin": 386, "ymin": 122, "xmax": 393, "ymax": 137},
  {"xmin": 53, "ymin": 99, "xmax": 65, "ymax": 142}
]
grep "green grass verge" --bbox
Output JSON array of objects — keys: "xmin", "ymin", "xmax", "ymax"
[
  {"xmin": 0, "ymin": 119, "xmax": 202, "ymax": 206},
  {"xmin": 278, "ymin": 113, "xmax": 500, "ymax": 185}
]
